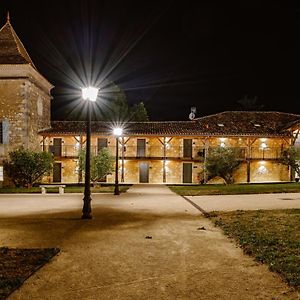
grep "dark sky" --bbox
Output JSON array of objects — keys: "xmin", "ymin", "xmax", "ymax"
[{"xmin": 1, "ymin": 1, "xmax": 300, "ymax": 120}]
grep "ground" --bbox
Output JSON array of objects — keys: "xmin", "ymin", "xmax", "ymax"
[{"xmin": 0, "ymin": 186, "xmax": 299, "ymax": 299}]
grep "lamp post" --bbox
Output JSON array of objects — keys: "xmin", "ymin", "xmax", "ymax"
[
  {"xmin": 113, "ymin": 127, "xmax": 123, "ymax": 195},
  {"xmin": 81, "ymin": 86, "xmax": 98, "ymax": 219}
]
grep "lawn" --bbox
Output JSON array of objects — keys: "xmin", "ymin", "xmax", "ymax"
[
  {"xmin": 210, "ymin": 209, "xmax": 300, "ymax": 287},
  {"xmin": 169, "ymin": 182, "xmax": 300, "ymax": 196},
  {"xmin": 0, "ymin": 247, "xmax": 59, "ymax": 299},
  {"xmin": 0, "ymin": 184, "xmax": 131, "ymax": 194}
]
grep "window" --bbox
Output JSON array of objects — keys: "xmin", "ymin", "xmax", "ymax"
[
  {"xmin": 97, "ymin": 138, "xmax": 108, "ymax": 153},
  {"xmin": 0, "ymin": 122, "xmax": 2, "ymax": 144},
  {"xmin": 0, "ymin": 120, "xmax": 9, "ymax": 144},
  {"xmin": 0, "ymin": 166, "xmax": 3, "ymax": 181},
  {"xmin": 183, "ymin": 139, "xmax": 192, "ymax": 158},
  {"xmin": 217, "ymin": 123, "xmax": 224, "ymax": 127},
  {"xmin": 37, "ymin": 97, "xmax": 43, "ymax": 116}
]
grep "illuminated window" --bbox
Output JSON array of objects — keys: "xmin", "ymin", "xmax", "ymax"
[
  {"xmin": 0, "ymin": 166, "xmax": 3, "ymax": 181},
  {"xmin": 217, "ymin": 123, "xmax": 224, "ymax": 127}
]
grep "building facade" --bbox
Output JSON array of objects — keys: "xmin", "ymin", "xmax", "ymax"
[
  {"xmin": 1, "ymin": 18, "xmax": 300, "ymax": 186},
  {"xmin": 0, "ymin": 16, "xmax": 53, "ymax": 185},
  {"xmin": 38, "ymin": 113, "xmax": 300, "ymax": 185}
]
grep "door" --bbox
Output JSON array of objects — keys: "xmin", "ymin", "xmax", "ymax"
[
  {"xmin": 53, "ymin": 138, "xmax": 62, "ymax": 157},
  {"xmin": 98, "ymin": 138, "xmax": 108, "ymax": 153},
  {"xmin": 183, "ymin": 163, "xmax": 192, "ymax": 183},
  {"xmin": 53, "ymin": 162, "xmax": 62, "ymax": 182},
  {"xmin": 139, "ymin": 162, "xmax": 149, "ymax": 183},
  {"xmin": 137, "ymin": 139, "xmax": 146, "ymax": 157},
  {"xmin": 183, "ymin": 139, "xmax": 192, "ymax": 158}
]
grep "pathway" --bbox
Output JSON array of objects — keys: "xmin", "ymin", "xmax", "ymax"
[{"xmin": 0, "ymin": 185, "xmax": 298, "ymax": 299}]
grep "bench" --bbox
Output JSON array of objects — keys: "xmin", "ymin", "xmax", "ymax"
[{"xmin": 39, "ymin": 184, "xmax": 66, "ymax": 195}]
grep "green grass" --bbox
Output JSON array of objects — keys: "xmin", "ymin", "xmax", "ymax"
[
  {"xmin": 210, "ymin": 209, "xmax": 300, "ymax": 287},
  {"xmin": 169, "ymin": 182, "xmax": 300, "ymax": 196},
  {"xmin": 0, "ymin": 184, "xmax": 131, "ymax": 194}
]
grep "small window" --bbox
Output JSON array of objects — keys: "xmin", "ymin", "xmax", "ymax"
[
  {"xmin": 37, "ymin": 97, "xmax": 43, "ymax": 116},
  {"xmin": 0, "ymin": 122, "xmax": 2, "ymax": 144},
  {"xmin": 254, "ymin": 124, "xmax": 261, "ymax": 127},
  {"xmin": 0, "ymin": 166, "xmax": 3, "ymax": 181},
  {"xmin": 217, "ymin": 123, "xmax": 224, "ymax": 127}
]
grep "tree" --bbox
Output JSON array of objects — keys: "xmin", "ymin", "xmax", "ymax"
[
  {"xmin": 4, "ymin": 148, "xmax": 53, "ymax": 188},
  {"xmin": 78, "ymin": 148, "xmax": 114, "ymax": 182},
  {"xmin": 205, "ymin": 147, "xmax": 242, "ymax": 184},
  {"xmin": 280, "ymin": 147, "xmax": 300, "ymax": 179},
  {"xmin": 131, "ymin": 102, "xmax": 149, "ymax": 121},
  {"xmin": 237, "ymin": 95, "xmax": 264, "ymax": 111}
]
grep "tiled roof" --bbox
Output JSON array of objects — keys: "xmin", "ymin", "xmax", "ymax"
[
  {"xmin": 194, "ymin": 111, "xmax": 300, "ymax": 135},
  {"xmin": 40, "ymin": 111, "xmax": 300, "ymax": 137},
  {"xmin": 40, "ymin": 121, "xmax": 203, "ymax": 136},
  {"xmin": 0, "ymin": 18, "xmax": 36, "ymax": 67}
]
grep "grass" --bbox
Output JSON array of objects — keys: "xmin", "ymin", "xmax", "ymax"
[
  {"xmin": 0, "ymin": 184, "xmax": 132, "ymax": 194},
  {"xmin": 0, "ymin": 247, "xmax": 59, "ymax": 299},
  {"xmin": 169, "ymin": 182, "xmax": 300, "ymax": 196},
  {"xmin": 210, "ymin": 209, "xmax": 300, "ymax": 287}
]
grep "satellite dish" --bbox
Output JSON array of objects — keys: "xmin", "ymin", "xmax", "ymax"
[{"xmin": 189, "ymin": 112, "xmax": 195, "ymax": 120}]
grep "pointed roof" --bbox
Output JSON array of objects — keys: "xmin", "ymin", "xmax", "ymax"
[{"xmin": 0, "ymin": 14, "xmax": 36, "ymax": 68}]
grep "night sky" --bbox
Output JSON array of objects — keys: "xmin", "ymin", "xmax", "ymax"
[{"xmin": 1, "ymin": 1, "xmax": 300, "ymax": 121}]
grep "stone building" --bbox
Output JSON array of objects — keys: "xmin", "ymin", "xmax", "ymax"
[
  {"xmin": 0, "ymin": 16, "xmax": 53, "ymax": 184},
  {"xmin": 1, "ymin": 16, "xmax": 300, "ymax": 185},
  {"xmin": 39, "ymin": 112, "xmax": 300, "ymax": 184}
]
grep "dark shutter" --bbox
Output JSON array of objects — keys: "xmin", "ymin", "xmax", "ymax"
[
  {"xmin": 98, "ymin": 138, "xmax": 108, "ymax": 153},
  {"xmin": 137, "ymin": 139, "xmax": 146, "ymax": 157},
  {"xmin": 2, "ymin": 120, "xmax": 9, "ymax": 144},
  {"xmin": 183, "ymin": 163, "xmax": 192, "ymax": 183},
  {"xmin": 183, "ymin": 139, "xmax": 192, "ymax": 158},
  {"xmin": 0, "ymin": 122, "xmax": 2, "ymax": 144}
]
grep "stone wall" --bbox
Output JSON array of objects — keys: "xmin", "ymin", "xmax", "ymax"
[{"xmin": 39, "ymin": 135, "xmax": 293, "ymax": 184}]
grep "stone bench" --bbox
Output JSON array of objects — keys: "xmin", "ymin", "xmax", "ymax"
[{"xmin": 39, "ymin": 184, "xmax": 66, "ymax": 195}]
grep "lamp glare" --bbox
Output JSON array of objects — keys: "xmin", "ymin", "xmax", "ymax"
[
  {"xmin": 82, "ymin": 87, "xmax": 99, "ymax": 102},
  {"xmin": 113, "ymin": 128, "xmax": 123, "ymax": 136}
]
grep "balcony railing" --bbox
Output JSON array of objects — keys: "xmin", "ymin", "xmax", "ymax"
[
  {"xmin": 250, "ymin": 147, "xmax": 283, "ymax": 160},
  {"xmin": 41, "ymin": 145, "xmax": 285, "ymax": 160}
]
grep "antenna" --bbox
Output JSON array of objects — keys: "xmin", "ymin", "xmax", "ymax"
[{"xmin": 189, "ymin": 107, "xmax": 196, "ymax": 120}]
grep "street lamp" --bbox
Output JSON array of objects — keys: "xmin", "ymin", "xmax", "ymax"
[
  {"xmin": 113, "ymin": 127, "xmax": 123, "ymax": 195},
  {"xmin": 81, "ymin": 86, "xmax": 98, "ymax": 219}
]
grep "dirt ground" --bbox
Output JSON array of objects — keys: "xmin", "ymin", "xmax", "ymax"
[{"xmin": 0, "ymin": 185, "xmax": 299, "ymax": 299}]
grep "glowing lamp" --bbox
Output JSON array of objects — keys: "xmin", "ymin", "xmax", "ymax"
[
  {"xmin": 82, "ymin": 87, "xmax": 99, "ymax": 102},
  {"xmin": 113, "ymin": 127, "xmax": 123, "ymax": 136}
]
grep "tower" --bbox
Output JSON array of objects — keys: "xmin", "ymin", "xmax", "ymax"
[{"xmin": 0, "ymin": 14, "xmax": 53, "ymax": 184}]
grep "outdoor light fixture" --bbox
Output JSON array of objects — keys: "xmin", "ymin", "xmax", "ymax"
[
  {"xmin": 113, "ymin": 127, "xmax": 123, "ymax": 136},
  {"xmin": 260, "ymin": 142, "xmax": 267, "ymax": 149},
  {"xmin": 82, "ymin": 86, "xmax": 98, "ymax": 102},
  {"xmin": 113, "ymin": 127, "xmax": 123, "ymax": 195},
  {"xmin": 81, "ymin": 86, "xmax": 99, "ymax": 219}
]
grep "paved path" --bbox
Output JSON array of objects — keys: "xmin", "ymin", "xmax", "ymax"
[
  {"xmin": 0, "ymin": 185, "xmax": 298, "ymax": 299},
  {"xmin": 187, "ymin": 193, "xmax": 300, "ymax": 212}
]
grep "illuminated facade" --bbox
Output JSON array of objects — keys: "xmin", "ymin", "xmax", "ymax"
[
  {"xmin": 38, "ymin": 114, "xmax": 300, "ymax": 184},
  {"xmin": 1, "ymin": 17, "xmax": 300, "ymax": 185}
]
